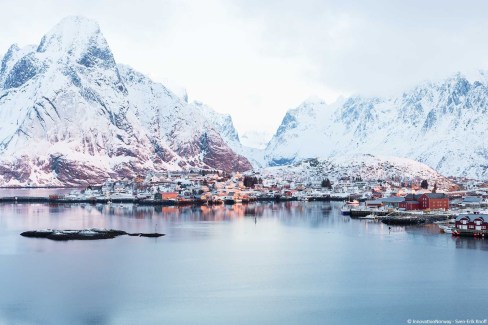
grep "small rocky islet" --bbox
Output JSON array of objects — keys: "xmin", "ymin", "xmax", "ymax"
[{"xmin": 20, "ymin": 229, "xmax": 165, "ymax": 241}]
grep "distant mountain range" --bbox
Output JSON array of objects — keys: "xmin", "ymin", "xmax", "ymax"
[
  {"xmin": 1, "ymin": 16, "xmax": 486, "ymax": 186},
  {"xmin": 265, "ymin": 75, "xmax": 488, "ymax": 180}
]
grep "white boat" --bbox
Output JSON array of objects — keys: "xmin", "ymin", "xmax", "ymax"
[
  {"xmin": 438, "ymin": 224, "xmax": 454, "ymax": 234},
  {"xmin": 359, "ymin": 214, "xmax": 377, "ymax": 220},
  {"xmin": 341, "ymin": 205, "xmax": 351, "ymax": 215}
]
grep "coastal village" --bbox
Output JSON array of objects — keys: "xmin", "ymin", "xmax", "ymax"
[{"xmin": 2, "ymin": 168, "xmax": 488, "ymax": 238}]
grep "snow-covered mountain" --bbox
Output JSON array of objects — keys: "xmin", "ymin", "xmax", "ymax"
[
  {"xmin": 0, "ymin": 16, "xmax": 251, "ymax": 186},
  {"xmin": 266, "ymin": 75, "xmax": 488, "ymax": 179}
]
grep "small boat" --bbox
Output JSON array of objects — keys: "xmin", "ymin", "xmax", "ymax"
[
  {"xmin": 359, "ymin": 214, "xmax": 377, "ymax": 220},
  {"xmin": 341, "ymin": 205, "xmax": 351, "ymax": 215},
  {"xmin": 438, "ymin": 225, "xmax": 453, "ymax": 234},
  {"xmin": 346, "ymin": 200, "xmax": 360, "ymax": 206}
]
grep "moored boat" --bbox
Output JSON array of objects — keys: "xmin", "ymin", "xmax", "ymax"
[
  {"xmin": 341, "ymin": 205, "xmax": 351, "ymax": 215},
  {"xmin": 359, "ymin": 214, "xmax": 377, "ymax": 220},
  {"xmin": 438, "ymin": 224, "xmax": 453, "ymax": 234},
  {"xmin": 346, "ymin": 199, "xmax": 360, "ymax": 206}
]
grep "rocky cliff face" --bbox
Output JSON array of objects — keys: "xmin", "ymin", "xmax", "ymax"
[
  {"xmin": 0, "ymin": 16, "xmax": 251, "ymax": 186},
  {"xmin": 266, "ymin": 75, "xmax": 488, "ymax": 179}
]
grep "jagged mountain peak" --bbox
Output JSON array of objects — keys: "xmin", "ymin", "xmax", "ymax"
[
  {"xmin": 38, "ymin": 16, "xmax": 101, "ymax": 52},
  {"xmin": 0, "ymin": 44, "xmax": 19, "ymax": 81},
  {"xmin": 36, "ymin": 16, "xmax": 114, "ymax": 68},
  {"xmin": 0, "ymin": 44, "xmax": 38, "ymax": 88},
  {"xmin": 0, "ymin": 17, "xmax": 252, "ymax": 185}
]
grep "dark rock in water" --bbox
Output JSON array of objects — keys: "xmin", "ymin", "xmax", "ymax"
[
  {"xmin": 20, "ymin": 229, "xmax": 164, "ymax": 241},
  {"xmin": 127, "ymin": 233, "xmax": 165, "ymax": 238},
  {"xmin": 381, "ymin": 217, "xmax": 425, "ymax": 226}
]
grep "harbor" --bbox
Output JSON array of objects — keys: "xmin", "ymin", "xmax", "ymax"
[{"xmin": 2, "ymin": 171, "xmax": 488, "ymax": 238}]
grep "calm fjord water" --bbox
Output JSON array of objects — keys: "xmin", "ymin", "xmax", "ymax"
[{"xmin": 0, "ymin": 201, "xmax": 487, "ymax": 325}]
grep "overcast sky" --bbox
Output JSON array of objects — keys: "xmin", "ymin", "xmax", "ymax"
[{"xmin": 2, "ymin": 0, "xmax": 488, "ymax": 140}]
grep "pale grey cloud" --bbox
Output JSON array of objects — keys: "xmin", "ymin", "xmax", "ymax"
[
  {"xmin": 1, "ymin": 0, "xmax": 488, "ymax": 137},
  {"xmin": 232, "ymin": 0, "xmax": 488, "ymax": 96}
]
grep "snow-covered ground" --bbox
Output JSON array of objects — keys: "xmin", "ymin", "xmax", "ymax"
[{"xmin": 257, "ymin": 154, "xmax": 454, "ymax": 190}]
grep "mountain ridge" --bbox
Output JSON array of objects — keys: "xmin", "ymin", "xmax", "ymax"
[{"xmin": 265, "ymin": 72, "xmax": 488, "ymax": 179}]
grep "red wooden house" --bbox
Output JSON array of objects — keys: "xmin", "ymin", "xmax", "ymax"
[
  {"xmin": 454, "ymin": 214, "xmax": 488, "ymax": 235},
  {"xmin": 417, "ymin": 193, "xmax": 449, "ymax": 210},
  {"xmin": 399, "ymin": 193, "xmax": 449, "ymax": 211}
]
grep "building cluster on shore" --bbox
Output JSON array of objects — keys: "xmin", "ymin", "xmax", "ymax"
[
  {"xmin": 29, "ymin": 170, "xmax": 476, "ymax": 203},
  {"xmin": 3, "ymin": 169, "xmax": 488, "ymax": 238},
  {"xmin": 3, "ymin": 169, "xmax": 488, "ymax": 205}
]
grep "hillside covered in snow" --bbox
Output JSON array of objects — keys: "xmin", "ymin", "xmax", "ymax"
[
  {"xmin": 258, "ymin": 154, "xmax": 454, "ymax": 190},
  {"xmin": 0, "ymin": 17, "xmax": 252, "ymax": 186}
]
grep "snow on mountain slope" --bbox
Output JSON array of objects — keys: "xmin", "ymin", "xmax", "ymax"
[
  {"xmin": 240, "ymin": 131, "xmax": 272, "ymax": 149},
  {"xmin": 266, "ymin": 74, "xmax": 488, "ymax": 179},
  {"xmin": 118, "ymin": 65, "xmax": 252, "ymax": 172},
  {"xmin": 0, "ymin": 16, "xmax": 251, "ymax": 186},
  {"xmin": 182, "ymin": 100, "xmax": 265, "ymax": 168},
  {"xmin": 259, "ymin": 154, "xmax": 453, "ymax": 190}
]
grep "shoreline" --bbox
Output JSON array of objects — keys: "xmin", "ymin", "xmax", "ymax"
[{"xmin": 0, "ymin": 196, "xmax": 343, "ymax": 205}]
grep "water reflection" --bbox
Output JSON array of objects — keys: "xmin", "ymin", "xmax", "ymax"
[
  {"xmin": 453, "ymin": 236, "xmax": 488, "ymax": 251},
  {"xmin": 2, "ymin": 201, "xmax": 488, "ymax": 251},
  {"xmin": 6, "ymin": 201, "xmax": 334, "ymax": 225}
]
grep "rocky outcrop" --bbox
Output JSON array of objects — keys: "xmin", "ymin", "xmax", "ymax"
[{"xmin": 20, "ymin": 228, "xmax": 165, "ymax": 240}]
